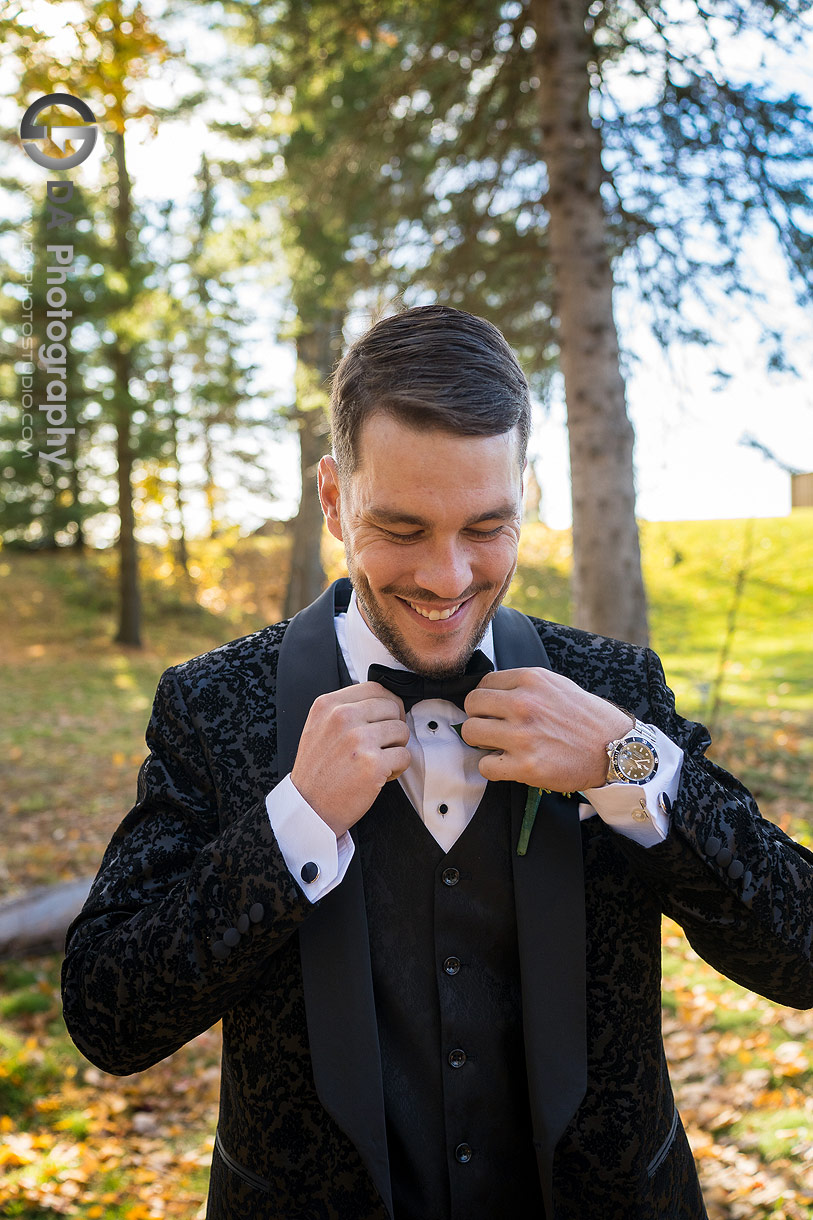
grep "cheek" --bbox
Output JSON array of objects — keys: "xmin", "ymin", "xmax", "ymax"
[
  {"xmin": 352, "ymin": 539, "xmax": 407, "ymax": 587},
  {"xmin": 482, "ymin": 539, "xmax": 519, "ymax": 581}
]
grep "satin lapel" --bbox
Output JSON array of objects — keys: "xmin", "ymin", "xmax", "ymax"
[
  {"xmin": 494, "ymin": 606, "xmax": 588, "ymax": 1217},
  {"xmin": 276, "ymin": 579, "xmax": 393, "ymax": 1216}
]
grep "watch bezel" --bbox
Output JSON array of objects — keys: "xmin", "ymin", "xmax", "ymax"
[{"xmin": 608, "ymin": 734, "xmax": 659, "ymax": 785}]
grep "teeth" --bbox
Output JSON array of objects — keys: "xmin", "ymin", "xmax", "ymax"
[{"xmin": 407, "ymin": 600, "xmax": 461, "ymax": 621}]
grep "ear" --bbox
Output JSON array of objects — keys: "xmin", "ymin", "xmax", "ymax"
[{"xmin": 317, "ymin": 455, "xmax": 344, "ymax": 542}]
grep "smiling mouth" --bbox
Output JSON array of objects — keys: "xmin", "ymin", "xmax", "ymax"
[{"xmin": 404, "ymin": 598, "xmax": 464, "ymax": 621}]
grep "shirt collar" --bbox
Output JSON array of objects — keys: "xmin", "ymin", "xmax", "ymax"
[{"xmin": 339, "ymin": 589, "xmax": 495, "ymax": 684}]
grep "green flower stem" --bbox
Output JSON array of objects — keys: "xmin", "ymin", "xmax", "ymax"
[
  {"xmin": 516, "ymin": 786, "xmax": 575, "ymax": 855},
  {"xmin": 517, "ymin": 787, "xmax": 542, "ymax": 856}
]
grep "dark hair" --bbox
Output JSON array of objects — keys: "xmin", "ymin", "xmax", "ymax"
[{"xmin": 329, "ymin": 304, "xmax": 531, "ymax": 477}]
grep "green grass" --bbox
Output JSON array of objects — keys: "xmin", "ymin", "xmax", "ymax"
[
  {"xmin": 726, "ymin": 1108, "xmax": 813, "ymax": 1161},
  {"xmin": 1, "ymin": 515, "xmax": 812, "ymax": 1218}
]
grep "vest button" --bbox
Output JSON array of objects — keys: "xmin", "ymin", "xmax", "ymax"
[
  {"xmin": 455, "ymin": 1142, "xmax": 473, "ymax": 1163},
  {"xmin": 442, "ymin": 867, "xmax": 460, "ymax": 886},
  {"xmin": 448, "ymin": 1048, "xmax": 467, "ymax": 1069},
  {"xmin": 443, "ymin": 956, "xmax": 461, "ymax": 976}
]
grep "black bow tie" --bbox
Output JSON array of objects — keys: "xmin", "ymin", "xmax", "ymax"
[{"xmin": 368, "ymin": 649, "xmax": 494, "ymax": 712}]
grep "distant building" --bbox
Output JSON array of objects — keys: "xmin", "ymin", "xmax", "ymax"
[{"xmin": 791, "ymin": 473, "xmax": 813, "ymax": 509}]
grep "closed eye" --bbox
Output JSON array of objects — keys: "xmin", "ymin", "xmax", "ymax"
[
  {"xmin": 467, "ymin": 525, "xmax": 505, "ymax": 539},
  {"xmin": 382, "ymin": 528, "xmax": 423, "ymax": 541}
]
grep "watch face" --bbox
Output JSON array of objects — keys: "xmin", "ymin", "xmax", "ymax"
[{"xmin": 616, "ymin": 739, "xmax": 657, "ymax": 782}]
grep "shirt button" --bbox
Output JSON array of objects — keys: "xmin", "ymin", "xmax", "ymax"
[
  {"xmin": 427, "ymin": 720, "xmax": 438, "ymax": 731},
  {"xmin": 448, "ymin": 1048, "xmax": 467, "ymax": 1069},
  {"xmin": 443, "ymin": 956, "xmax": 461, "ymax": 976},
  {"xmin": 438, "ymin": 803, "xmax": 449, "ymax": 816},
  {"xmin": 455, "ymin": 1143, "xmax": 473, "ymax": 1164},
  {"xmin": 442, "ymin": 867, "xmax": 460, "ymax": 886}
]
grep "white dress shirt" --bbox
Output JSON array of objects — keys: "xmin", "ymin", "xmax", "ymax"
[{"xmin": 266, "ymin": 593, "xmax": 683, "ymax": 901}]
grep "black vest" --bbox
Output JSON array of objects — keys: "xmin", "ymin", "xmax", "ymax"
[{"xmin": 357, "ymin": 778, "xmax": 545, "ymax": 1220}]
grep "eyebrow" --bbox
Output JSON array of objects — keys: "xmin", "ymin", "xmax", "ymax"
[{"xmin": 367, "ymin": 502, "xmax": 519, "ymax": 528}]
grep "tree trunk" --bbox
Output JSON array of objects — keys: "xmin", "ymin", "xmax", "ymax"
[
  {"xmin": 0, "ymin": 878, "xmax": 94, "ymax": 961},
  {"xmin": 165, "ymin": 352, "xmax": 189, "ymax": 575},
  {"xmin": 113, "ymin": 360, "xmax": 141, "ymax": 646},
  {"xmin": 283, "ymin": 314, "xmax": 343, "ymax": 618},
  {"xmin": 69, "ymin": 427, "xmax": 85, "ymax": 550},
  {"xmin": 532, "ymin": 0, "xmax": 648, "ymax": 645},
  {"xmin": 111, "ymin": 131, "xmax": 142, "ymax": 647},
  {"xmin": 202, "ymin": 425, "xmax": 220, "ymax": 539}
]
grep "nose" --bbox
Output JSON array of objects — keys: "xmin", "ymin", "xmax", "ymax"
[{"xmin": 412, "ymin": 537, "xmax": 473, "ymax": 600}]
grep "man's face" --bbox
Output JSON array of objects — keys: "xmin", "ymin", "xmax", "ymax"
[{"xmin": 318, "ymin": 413, "xmax": 523, "ymax": 678}]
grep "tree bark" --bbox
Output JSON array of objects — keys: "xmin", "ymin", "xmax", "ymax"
[
  {"xmin": 164, "ymin": 349, "xmax": 189, "ymax": 575},
  {"xmin": 0, "ymin": 878, "xmax": 94, "ymax": 961},
  {"xmin": 111, "ymin": 131, "xmax": 142, "ymax": 647},
  {"xmin": 532, "ymin": 0, "xmax": 649, "ymax": 645},
  {"xmin": 283, "ymin": 314, "xmax": 343, "ymax": 618}
]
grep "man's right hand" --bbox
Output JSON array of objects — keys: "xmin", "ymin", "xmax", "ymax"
[{"xmin": 290, "ymin": 682, "xmax": 411, "ymax": 837}]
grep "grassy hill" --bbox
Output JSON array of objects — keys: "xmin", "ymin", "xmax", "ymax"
[
  {"xmin": 1, "ymin": 515, "xmax": 812, "ymax": 1219},
  {"xmin": 1, "ymin": 513, "xmax": 811, "ymax": 896}
]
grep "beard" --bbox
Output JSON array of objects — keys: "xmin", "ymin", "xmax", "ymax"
[{"xmin": 347, "ymin": 558, "xmax": 515, "ymax": 679}]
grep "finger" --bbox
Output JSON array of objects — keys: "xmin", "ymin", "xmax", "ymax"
[
  {"xmin": 363, "ymin": 682, "xmax": 407, "ymax": 719},
  {"xmin": 369, "ymin": 718, "xmax": 411, "ymax": 749},
  {"xmin": 324, "ymin": 681, "xmax": 406, "ymax": 714},
  {"xmin": 473, "ymin": 668, "xmax": 526, "ymax": 691},
  {"xmin": 463, "ymin": 687, "xmax": 522, "ymax": 719},
  {"xmin": 478, "ymin": 750, "xmax": 511, "ymax": 782},
  {"xmin": 330, "ymin": 694, "xmax": 407, "ymax": 729},
  {"xmin": 382, "ymin": 745, "xmax": 412, "ymax": 781},
  {"xmin": 461, "ymin": 715, "xmax": 515, "ymax": 753}
]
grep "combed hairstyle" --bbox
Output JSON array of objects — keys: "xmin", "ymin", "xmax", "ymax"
[{"xmin": 329, "ymin": 305, "xmax": 531, "ymax": 478}]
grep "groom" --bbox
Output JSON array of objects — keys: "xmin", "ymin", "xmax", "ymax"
[{"xmin": 63, "ymin": 305, "xmax": 813, "ymax": 1220}]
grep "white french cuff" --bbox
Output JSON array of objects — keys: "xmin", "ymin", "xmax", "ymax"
[
  {"xmin": 581, "ymin": 725, "xmax": 684, "ymax": 849},
  {"xmin": 265, "ymin": 773, "xmax": 355, "ymax": 903}
]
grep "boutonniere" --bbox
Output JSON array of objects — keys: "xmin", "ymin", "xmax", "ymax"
[
  {"xmin": 517, "ymin": 787, "xmax": 542, "ymax": 856},
  {"xmin": 451, "ymin": 725, "xmax": 572, "ymax": 857},
  {"xmin": 516, "ymin": 786, "xmax": 574, "ymax": 856}
]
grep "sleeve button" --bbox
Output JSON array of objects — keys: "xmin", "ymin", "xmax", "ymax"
[
  {"xmin": 212, "ymin": 940, "xmax": 229, "ymax": 959},
  {"xmin": 223, "ymin": 927, "xmax": 240, "ymax": 948},
  {"xmin": 716, "ymin": 847, "xmax": 733, "ymax": 868},
  {"xmin": 704, "ymin": 835, "xmax": 721, "ymax": 856},
  {"xmin": 236, "ymin": 914, "xmax": 250, "ymax": 934},
  {"xmin": 301, "ymin": 861, "xmax": 320, "ymax": 884},
  {"xmin": 249, "ymin": 903, "xmax": 264, "ymax": 923},
  {"xmin": 728, "ymin": 859, "xmax": 745, "ymax": 880}
]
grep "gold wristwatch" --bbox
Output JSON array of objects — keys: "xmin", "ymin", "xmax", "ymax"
[{"xmin": 605, "ymin": 720, "xmax": 659, "ymax": 785}]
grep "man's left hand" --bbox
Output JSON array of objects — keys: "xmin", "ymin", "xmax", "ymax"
[{"xmin": 461, "ymin": 668, "xmax": 633, "ymax": 792}]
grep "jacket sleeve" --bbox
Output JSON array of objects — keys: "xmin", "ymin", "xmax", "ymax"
[
  {"xmin": 612, "ymin": 647, "xmax": 813, "ymax": 1010},
  {"xmin": 61, "ymin": 664, "xmax": 312, "ymax": 1076}
]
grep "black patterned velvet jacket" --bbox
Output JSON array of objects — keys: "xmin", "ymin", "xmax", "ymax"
[{"xmin": 62, "ymin": 579, "xmax": 813, "ymax": 1220}]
